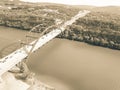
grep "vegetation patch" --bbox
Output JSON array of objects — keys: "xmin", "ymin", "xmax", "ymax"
[{"xmin": 0, "ymin": 2, "xmax": 120, "ymax": 50}]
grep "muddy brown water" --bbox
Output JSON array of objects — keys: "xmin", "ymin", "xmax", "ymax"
[{"xmin": 0, "ymin": 26, "xmax": 120, "ymax": 90}]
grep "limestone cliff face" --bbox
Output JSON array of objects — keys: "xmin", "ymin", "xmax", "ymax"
[{"xmin": 0, "ymin": 72, "xmax": 30, "ymax": 90}]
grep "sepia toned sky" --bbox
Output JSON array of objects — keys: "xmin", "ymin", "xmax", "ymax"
[{"xmin": 20, "ymin": 0, "xmax": 120, "ymax": 6}]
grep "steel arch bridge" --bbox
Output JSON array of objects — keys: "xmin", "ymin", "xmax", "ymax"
[{"xmin": 0, "ymin": 10, "xmax": 90, "ymax": 90}]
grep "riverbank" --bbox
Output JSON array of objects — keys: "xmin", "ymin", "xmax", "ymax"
[{"xmin": 63, "ymin": 10, "xmax": 120, "ymax": 50}]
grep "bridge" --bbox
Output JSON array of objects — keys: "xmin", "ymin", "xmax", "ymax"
[{"xmin": 0, "ymin": 10, "xmax": 90, "ymax": 89}]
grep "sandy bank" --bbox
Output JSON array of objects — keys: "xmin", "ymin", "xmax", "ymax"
[{"xmin": 0, "ymin": 72, "xmax": 30, "ymax": 90}]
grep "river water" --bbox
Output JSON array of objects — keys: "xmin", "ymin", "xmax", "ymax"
[{"xmin": 0, "ymin": 26, "xmax": 120, "ymax": 90}]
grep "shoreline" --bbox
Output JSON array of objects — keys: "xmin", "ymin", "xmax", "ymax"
[{"xmin": 0, "ymin": 25, "xmax": 119, "ymax": 51}]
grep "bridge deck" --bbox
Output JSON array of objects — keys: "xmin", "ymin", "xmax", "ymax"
[{"xmin": 0, "ymin": 10, "xmax": 90, "ymax": 89}]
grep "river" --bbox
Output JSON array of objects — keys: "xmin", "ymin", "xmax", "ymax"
[{"xmin": 0, "ymin": 26, "xmax": 120, "ymax": 90}]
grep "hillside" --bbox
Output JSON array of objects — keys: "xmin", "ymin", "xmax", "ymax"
[
  {"xmin": 0, "ymin": 2, "xmax": 79, "ymax": 30},
  {"xmin": 0, "ymin": 1, "xmax": 120, "ymax": 50},
  {"xmin": 61, "ymin": 6, "xmax": 120, "ymax": 50},
  {"xmin": 0, "ymin": 0, "xmax": 20, "ymax": 5}
]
